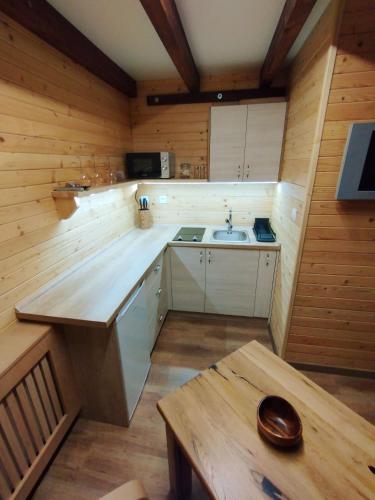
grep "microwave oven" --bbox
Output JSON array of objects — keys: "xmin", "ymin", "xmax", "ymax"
[{"xmin": 125, "ymin": 152, "xmax": 175, "ymax": 179}]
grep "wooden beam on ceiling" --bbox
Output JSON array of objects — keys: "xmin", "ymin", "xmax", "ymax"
[
  {"xmin": 140, "ymin": 0, "xmax": 200, "ymax": 92},
  {"xmin": 147, "ymin": 87, "xmax": 286, "ymax": 106},
  {"xmin": 0, "ymin": 0, "xmax": 137, "ymax": 97},
  {"xmin": 260, "ymin": 0, "xmax": 317, "ymax": 87}
]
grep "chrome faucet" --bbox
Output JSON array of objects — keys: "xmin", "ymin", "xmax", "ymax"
[{"xmin": 225, "ymin": 209, "xmax": 233, "ymax": 234}]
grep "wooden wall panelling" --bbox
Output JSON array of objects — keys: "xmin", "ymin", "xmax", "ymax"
[
  {"xmin": 0, "ymin": 12, "xmax": 136, "ymax": 334},
  {"xmin": 130, "ymin": 71, "xmax": 262, "ymax": 178},
  {"xmin": 0, "ymin": 323, "xmax": 80, "ymax": 499},
  {"xmin": 269, "ymin": 0, "xmax": 344, "ymax": 354},
  {"xmin": 137, "ymin": 183, "xmax": 275, "ymax": 226},
  {"xmin": 285, "ymin": 0, "xmax": 375, "ymax": 372}
]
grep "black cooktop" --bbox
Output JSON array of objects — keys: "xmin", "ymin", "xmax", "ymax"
[{"xmin": 173, "ymin": 227, "xmax": 206, "ymax": 242}]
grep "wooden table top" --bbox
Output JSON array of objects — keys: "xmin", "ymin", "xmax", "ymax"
[{"xmin": 158, "ymin": 341, "xmax": 375, "ymax": 500}]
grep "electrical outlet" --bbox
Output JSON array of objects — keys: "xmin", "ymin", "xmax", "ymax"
[{"xmin": 159, "ymin": 195, "xmax": 168, "ymax": 204}]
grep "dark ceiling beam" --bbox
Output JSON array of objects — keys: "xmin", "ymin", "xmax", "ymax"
[
  {"xmin": 147, "ymin": 87, "xmax": 286, "ymax": 106},
  {"xmin": 260, "ymin": 0, "xmax": 317, "ymax": 87},
  {"xmin": 140, "ymin": 0, "xmax": 200, "ymax": 92},
  {"xmin": 0, "ymin": 0, "xmax": 137, "ymax": 97}
]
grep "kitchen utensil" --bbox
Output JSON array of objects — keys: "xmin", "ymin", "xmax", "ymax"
[
  {"xmin": 257, "ymin": 395, "xmax": 302, "ymax": 447},
  {"xmin": 139, "ymin": 209, "xmax": 152, "ymax": 229},
  {"xmin": 108, "ymin": 157, "xmax": 117, "ymax": 185},
  {"xmin": 180, "ymin": 163, "xmax": 191, "ymax": 179}
]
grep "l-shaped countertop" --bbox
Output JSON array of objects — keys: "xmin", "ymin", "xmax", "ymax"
[{"xmin": 15, "ymin": 225, "xmax": 280, "ymax": 328}]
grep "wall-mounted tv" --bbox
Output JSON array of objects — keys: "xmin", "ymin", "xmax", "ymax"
[{"xmin": 336, "ymin": 122, "xmax": 375, "ymax": 200}]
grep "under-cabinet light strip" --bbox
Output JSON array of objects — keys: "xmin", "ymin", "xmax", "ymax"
[{"xmin": 139, "ymin": 181, "xmax": 278, "ymax": 185}]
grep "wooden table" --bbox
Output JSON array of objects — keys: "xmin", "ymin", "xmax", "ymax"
[{"xmin": 157, "ymin": 341, "xmax": 375, "ymax": 500}]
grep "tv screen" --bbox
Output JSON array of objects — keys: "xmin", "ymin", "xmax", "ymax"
[
  {"xmin": 358, "ymin": 131, "xmax": 375, "ymax": 191},
  {"xmin": 336, "ymin": 122, "xmax": 375, "ymax": 200}
]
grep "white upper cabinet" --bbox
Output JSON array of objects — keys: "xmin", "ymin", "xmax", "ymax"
[
  {"xmin": 209, "ymin": 102, "xmax": 286, "ymax": 182},
  {"xmin": 244, "ymin": 102, "xmax": 287, "ymax": 182},
  {"xmin": 209, "ymin": 105, "xmax": 247, "ymax": 181}
]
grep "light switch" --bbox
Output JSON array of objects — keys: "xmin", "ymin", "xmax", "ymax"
[{"xmin": 159, "ymin": 195, "xmax": 168, "ymax": 204}]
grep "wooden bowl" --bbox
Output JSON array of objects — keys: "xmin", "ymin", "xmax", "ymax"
[{"xmin": 257, "ymin": 395, "xmax": 302, "ymax": 448}]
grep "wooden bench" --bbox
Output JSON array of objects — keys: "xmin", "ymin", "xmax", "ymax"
[
  {"xmin": 100, "ymin": 479, "xmax": 148, "ymax": 500},
  {"xmin": 0, "ymin": 322, "xmax": 80, "ymax": 499}
]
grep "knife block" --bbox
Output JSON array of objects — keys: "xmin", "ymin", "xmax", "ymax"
[{"xmin": 139, "ymin": 209, "xmax": 152, "ymax": 229}]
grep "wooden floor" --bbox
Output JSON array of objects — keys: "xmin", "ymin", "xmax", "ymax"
[{"xmin": 32, "ymin": 312, "xmax": 375, "ymax": 500}]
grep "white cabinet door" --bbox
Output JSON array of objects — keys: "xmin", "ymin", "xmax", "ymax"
[
  {"xmin": 209, "ymin": 105, "xmax": 247, "ymax": 181},
  {"xmin": 145, "ymin": 253, "xmax": 165, "ymax": 352},
  {"xmin": 205, "ymin": 249, "xmax": 259, "ymax": 316},
  {"xmin": 244, "ymin": 102, "xmax": 286, "ymax": 182},
  {"xmin": 115, "ymin": 281, "xmax": 150, "ymax": 423},
  {"xmin": 254, "ymin": 251, "xmax": 277, "ymax": 318},
  {"xmin": 170, "ymin": 247, "xmax": 205, "ymax": 312}
]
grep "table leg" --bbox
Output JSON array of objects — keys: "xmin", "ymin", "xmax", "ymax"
[{"xmin": 166, "ymin": 424, "xmax": 192, "ymax": 499}]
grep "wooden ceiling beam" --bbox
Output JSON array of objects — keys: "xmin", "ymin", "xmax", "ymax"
[
  {"xmin": 147, "ymin": 87, "xmax": 286, "ymax": 106},
  {"xmin": 260, "ymin": 0, "xmax": 317, "ymax": 87},
  {"xmin": 0, "ymin": 0, "xmax": 137, "ymax": 97},
  {"xmin": 140, "ymin": 0, "xmax": 200, "ymax": 92}
]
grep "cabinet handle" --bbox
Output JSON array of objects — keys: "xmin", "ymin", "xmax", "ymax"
[
  {"xmin": 159, "ymin": 314, "xmax": 163, "ymax": 322},
  {"xmin": 154, "ymin": 264, "xmax": 161, "ymax": 273},
  {"xmin": 200, "ymin": 250, "xmax": 203, "ymax": 264},
  {"xmin": 156, "ymin": 288, "xmax": 162, "ymax": 296},
  {"xmin": 237, "ymin": 174, "xmax": 241, "ymax": 179},
  {"xmin": 208, "ymin": 250, "xmax": 211, "ymax": 264},
  {"xmin": 266, "ymin": 262, "xmax": 269, "ymax": 267}
]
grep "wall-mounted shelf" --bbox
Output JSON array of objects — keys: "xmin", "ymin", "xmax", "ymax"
[{"xmin": 52, "ymin": 181, "xmax": 137, "ymax": 219}]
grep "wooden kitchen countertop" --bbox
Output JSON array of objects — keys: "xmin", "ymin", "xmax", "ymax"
[{"xmin": 15, "ymin": 225, "xmax": 280, "ymax": 328}]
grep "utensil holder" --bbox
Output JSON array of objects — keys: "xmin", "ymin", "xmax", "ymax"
[{"xmin": 139, "ymin": 209, "xmax": 152, "ymax": 229}]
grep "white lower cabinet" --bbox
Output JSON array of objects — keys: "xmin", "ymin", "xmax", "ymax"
[
  {"xmin": 205, "ymin": 249, "xmax": 259, "ymax": 316},
  {"xmin": 115, "ymin": 280, "xmax": 150, "ymax": 423},
  {"xmin": 254, "ymin": 251, "xmax": 277, "ymax": 318},
  {"xmin": 113, "ymin": 250, "xmax": 169, "ymax": 425},
  {"xmin": 170, "ymin": 246, "xmax": 277, "ymax": 318},
  {"xmin": 145, "ymin": 250, "xmax": 169, "ymax": 352},
  {"xmin": 170, "ymin": 247, "xmax": 205, "ymax": 312}
]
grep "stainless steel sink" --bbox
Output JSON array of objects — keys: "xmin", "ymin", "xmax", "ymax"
[{"xmin": 212, "ymin": 229, "xmax": 249, "ymax": 242}]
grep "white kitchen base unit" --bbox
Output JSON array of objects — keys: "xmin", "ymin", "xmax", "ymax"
[
  {"xmin": 170, "ymin": 247, "xmax": 278, "ymax": 318},
  {"xmin": 63, "ymin": 250, "xmax": 170, "ymax": 427},
  {"xmin": 205, "ymin": 248, "xmax": 259, "ymax": 316},
  {"xmin": 115, "ymin": 280, "xmax": 151, "ymax": 422},
  {"xmin": 170, "ymin": 247, "xmax": 205, "ymax": 312}
]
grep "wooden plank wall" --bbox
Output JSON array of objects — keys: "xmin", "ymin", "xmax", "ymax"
[
  {"xmin": 286, "ymin": 0, "xmax": 375, "ymax": 372},
  {"xmin": 131, "ymin": 71, "xmax": 260, "ymax": 178},
  {"xmin": 0, "ymin": 13, "xmax": 136, "ymax": 333},
  {"xmin": 270, "ymin": 0, "xmax": 341, "ymax": 354},
  {"xmin": 137, "ymin": 183, "xmax": 275, "ymax": 226}
]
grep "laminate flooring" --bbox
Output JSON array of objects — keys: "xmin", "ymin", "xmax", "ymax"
[{"xmin": 32, "ymin": 312, "xmax": 375, "ymax": 499}]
